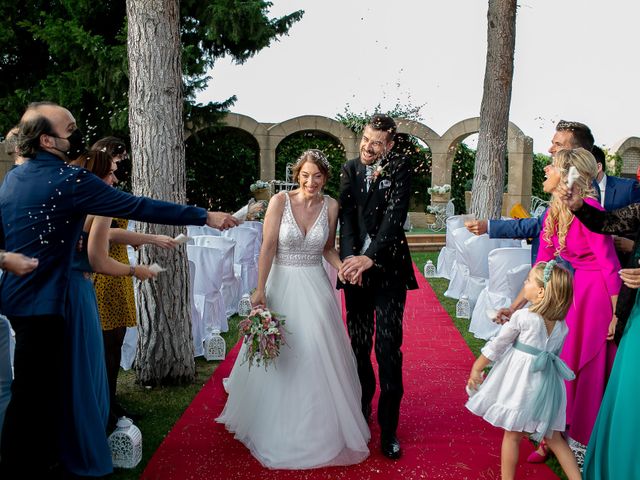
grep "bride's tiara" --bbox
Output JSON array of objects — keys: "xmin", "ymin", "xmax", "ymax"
[{"xmin": 296, "ymin": 149, "xmax": 330, "ymax": 170}]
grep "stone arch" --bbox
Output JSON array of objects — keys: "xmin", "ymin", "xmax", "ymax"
[
  {"xmin": 268, "ymin": 116, "xmax": 359, "ymax": 180},
  {"xmin": 437, "ymin": 117, "xmax": 533, "ymax": 213},
  {"xmin": 220, "ymin": 113, "xmax": 270, "ymax": 180},
  {"xmin": 394, "ymin": 118, "xmax": 441, "ymax": 150},
  {"xmin": 611, "ymin": 136, "xmax": 640, "ymax": 177}
]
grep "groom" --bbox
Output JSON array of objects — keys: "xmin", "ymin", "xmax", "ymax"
[{"xmin": 338, "ymin": 114, "xmax": 418, "ymax": 459}]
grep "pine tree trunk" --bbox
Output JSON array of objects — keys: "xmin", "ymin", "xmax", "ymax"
[
  {"xmin": 471, "ymin": 0, "xmax": 517, "ymax": 219},
  {"xmin": 127, "ymin": 0, "xmax": 195, "ymax": 385}
]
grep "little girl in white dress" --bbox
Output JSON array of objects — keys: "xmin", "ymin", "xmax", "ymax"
[{"xmin": 466, "ymin": 260, "xmax": 581, "ymax": 480}]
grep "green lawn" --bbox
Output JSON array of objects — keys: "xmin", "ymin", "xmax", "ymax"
[
  {"xmin": 110, "ymin": 316, "xmax": 240, "ymax": 480},
  {"xmin": 111, "ymin": 253, "xmax": 564, "ymax": 479}
]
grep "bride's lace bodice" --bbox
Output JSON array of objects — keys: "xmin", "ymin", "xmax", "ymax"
[{"xmin": 274, "ymin": 193, "xmax": 328, "ymax": 267}]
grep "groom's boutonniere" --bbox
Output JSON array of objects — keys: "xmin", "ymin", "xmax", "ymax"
[{"xmin": 372, "ymin": 160, "xmax": 388, "ymax": 180}]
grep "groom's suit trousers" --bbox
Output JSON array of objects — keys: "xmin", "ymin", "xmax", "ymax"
[{"xmin": 344, "ymin": 285, "xmax": 406, "ymax": 438}]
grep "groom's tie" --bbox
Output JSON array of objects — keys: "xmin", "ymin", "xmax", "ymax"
[{"xmin": 365, "ymin": 165, "xmax": 374, "ymax": 192}]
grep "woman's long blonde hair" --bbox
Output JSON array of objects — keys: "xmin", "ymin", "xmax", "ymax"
[{"xmin": 542, "ymin": 148, "xmax": 598, "ymax": 256}]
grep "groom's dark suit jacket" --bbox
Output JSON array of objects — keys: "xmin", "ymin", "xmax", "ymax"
[
  {"xmin": 338, "ymin": 155, "xmax": 418, "ymax": 291},
  {"xmin": 0, "ymin": 151, "xmax": 208, "ymax": 317}
]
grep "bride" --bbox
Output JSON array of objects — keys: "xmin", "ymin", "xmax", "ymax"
[{"xmin": 216, "ymin": 149, "xmax": 370, "ymax": 469}]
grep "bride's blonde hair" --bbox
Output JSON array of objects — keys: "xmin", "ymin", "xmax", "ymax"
[{"xmin": 542, "ymin": 148, "xmax": 598, "ymax": 256}]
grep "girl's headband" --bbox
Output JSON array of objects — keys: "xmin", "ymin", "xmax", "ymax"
[{"xmin": 543, "ymin": 260, "xmax": 557, "ymax": 287}]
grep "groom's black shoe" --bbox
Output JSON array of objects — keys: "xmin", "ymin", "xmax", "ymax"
[
  {"xmin": 362, "ymin": 403, "xmax": 372, "ymax": 423},
  {"xmin": 381, "ymin": 435, "xmax": 402, "ymax": 460}
]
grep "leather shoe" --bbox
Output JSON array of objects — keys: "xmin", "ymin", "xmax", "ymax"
[
  {"xmin": 381, "ymin": 435, "xmax": 402, "ymax": 460},
  {"xmin": 362, "ymin": 404, "xmax": 372, "ymax": 422}
]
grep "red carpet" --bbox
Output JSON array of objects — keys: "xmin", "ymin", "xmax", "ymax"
[{"xmin": 142, "ymin": 265, "xmax": 558, "ymax": 479}]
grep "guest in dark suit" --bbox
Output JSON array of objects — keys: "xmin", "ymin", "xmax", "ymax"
[
  {"xmin": 338, "ymin": 114, "xmax": 418, "ymax": 460},
  {"xmin": 0, "ymin": 102, "xmax": 238, "ymax": 478}
]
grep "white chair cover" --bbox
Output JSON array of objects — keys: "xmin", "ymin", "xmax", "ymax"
[
  {"xmin": 436, "ymin": 215, "xmax": 465, "ymax": 279},
  {"xmin": 443, "ymin": 226, "xmax": 474, "ymax": 299},
  {"xmin": 223, "ymin": 226, "xmax": 259, "ymax": 295},
  {"xmin": 506, "ymin": 263, "xmax": 531, "ymax": 300},
  {"xmin": 120, "ymin": 327, "xmax": 138, "ymax": 370},
  {"xmin": 459, "ymin": 234, "xmax": 503, "ymax": 309},
  {"xmin": 187, "ymin": 225, "xmax": 222, "ymax": 237},
  {"xmin": 188, "ymin": 260, "xmax": 203, "ymax": 356},
  {"xmin": 469, "ymin": 247, "xmax": 531, "ymax": 340},
  {"xmin": 187, "ymin": 246, "xmax": 228, "ymax": 351},
  {"xmin": 192, "ymin": 236, "xmax": 240, "ymax": 317},
  {"xmin": 243, "ymin": 221, "xmax": 263, "ymax": 263},
  {"xmin": 121, "ymin": 235, "xmax": 138, "ymax": 370}
]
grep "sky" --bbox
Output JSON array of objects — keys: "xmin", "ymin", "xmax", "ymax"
[{"xmin": 196, "ymin": 0, "xmax": 640, "ymax": 154}]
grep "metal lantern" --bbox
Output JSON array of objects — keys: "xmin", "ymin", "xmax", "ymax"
[
  {"xmin": 237, "ymin": 293, "xmax": 253, "ymax": 317},
  {"xmin": 423, "ymin": 259, "xmax": 437, "ymax": 278},
  {"xmin": 109, "ymin": 417, "xmax": 142, "ymax": 469},
  {"xmin": 456, "ymin": 295, "xmax": 471, "ymax": 319},
  {"xmin": 204, "ymin": 328, "xmax": 226, "ymax": 361}
]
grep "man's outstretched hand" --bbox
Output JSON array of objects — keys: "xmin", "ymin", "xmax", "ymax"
[{"xmin": 207, "ymin": 211, "xmax": 240, "ymax": 230}]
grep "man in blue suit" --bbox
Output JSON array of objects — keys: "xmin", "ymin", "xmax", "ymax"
[
  {"xmin": 465, "ymin": 121, "xmax": 640, "ymax": 262},
  {"xmin": 0, "ymin": 102, "xmax": 238, "ymax": 477}
]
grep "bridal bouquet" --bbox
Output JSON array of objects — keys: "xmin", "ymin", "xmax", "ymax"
[{"xmin": 237, "ymin": 307, "xmax": 288, "ymax": 369}]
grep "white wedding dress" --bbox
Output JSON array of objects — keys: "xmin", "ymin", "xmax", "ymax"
[{"xmin": 216, "ymin": 193, "xmax": 370, "ymax": 469}]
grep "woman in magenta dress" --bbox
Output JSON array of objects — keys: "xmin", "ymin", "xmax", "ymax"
[{"xmin": 534, "ymin": 148, "xmax": 621, "ymax": 463}]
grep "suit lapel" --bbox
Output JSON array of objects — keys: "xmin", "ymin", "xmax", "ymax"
[{"xmin": 354, "ymin": 161, "xmax": 369, "ymax": 203}]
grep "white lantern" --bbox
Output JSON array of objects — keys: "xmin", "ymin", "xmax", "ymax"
[
  {"xmin": 204, "ymin": 329, "xmax": 226, "ymax": 361},
  {"xmin": 456, "ymin": 295, "xmax": 471, "ymax": 319},
  {"xmin": 423, "ymin": 260, "xmax": 436, "ymax": 278},
  {"xmin": 109, "ymin": 417, "xmax": 142, "ymax": 469},
  {"xmin": 237, "ymin": 293, "xmax": 252, "ymax": 317}
]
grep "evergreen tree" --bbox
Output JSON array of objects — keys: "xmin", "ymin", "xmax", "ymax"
[{"xmin": 0, "ymin": 0, "xmax": 303, "ymax": 140}]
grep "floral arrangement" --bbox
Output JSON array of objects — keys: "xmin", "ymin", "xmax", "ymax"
[
  {"xmin": 249, "ymin": 180, "xmax": 270, "ymax": 192},
  {"xmin": 427, "ymin": 204, "xmax": 444, "ymax": 213},
  {"xmin": 427, "ymin": 184, "xmax": 451, "ymax": 195},
  {"xmin": 237, "ymin": 307, "xmax": 288, "ymax": 369}
]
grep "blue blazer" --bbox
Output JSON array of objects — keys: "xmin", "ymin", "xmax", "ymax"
[
  {"xmin": 600, "ymin": 175, "xmax": 640, "ymax": 211},
  {"xmin": 0, "ymin": 152, "xmax": 208, "ymax": 317},
  {"xmin": 489, "ymin": 216, "xmax": 542, "ymax": 263}
]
